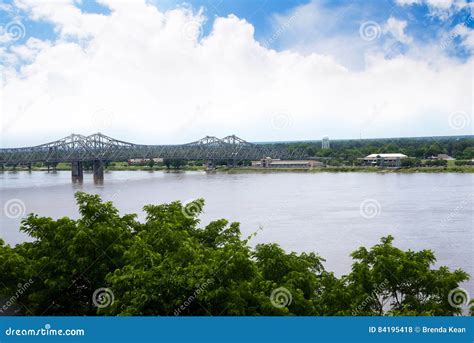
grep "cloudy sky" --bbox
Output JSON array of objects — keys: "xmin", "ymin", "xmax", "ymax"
[{"xmin": 0, "ymin": 0, "xmax": 472, "ymax": 147}]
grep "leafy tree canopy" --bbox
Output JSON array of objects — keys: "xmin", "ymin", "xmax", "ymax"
[{"xmin": 0, "ymin": 193, "xmax": 469, "ymax": 316}]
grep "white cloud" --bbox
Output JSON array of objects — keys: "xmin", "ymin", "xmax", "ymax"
[
  {"xmin": 396, "ymin": 0, "xmax": 421, "ymax": 5},
  {"xmin": 14, "ymin": 0, "xmax": 109, "ymax": 40},
  {"xmin": 396, "ymin": 0, "xmax": 471, "ymax": 19},
  {"xmin": 454, "ymin": 23, "xmax": 474, "ymax": 52},
  {"xmin": 0, "ymin": 1, "xmax": 472, "ymax": 147},
  {"xmin": 10, "ymin": 37, "xmax": 50, "ymax": 61},
  {"xmin": 0, "ymin": 3, "xmax": 13, "ymax": 13},
  {"xmin": 396, "ymin": 0, "xmax": 465, "ymax": 8},
  {"xmin": 383, "ymin": 17, "xmax": 413, "ymax": 45}
]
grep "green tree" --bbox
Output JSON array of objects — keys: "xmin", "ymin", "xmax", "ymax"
[
  {"xmin": 163, "ymin": 159, "xmax": 185, "ymax": 169},
  {"xmin": 0, "ymin": 194, "xmax": 470, "ymax": 316},
  {"xmin": 347, "ymin": 236, "xmax": 469, "ymax": 315},
  {"xmin": 423, "ymin": 143, "xmax": 444, "ymax": 158},
  {"xmin": 401, "ymin": 158, "xmax": 421, "ymax": 168},
  {"xmin": 163, "ymin": 158, "xmax": 171, "ymax": 169},
  {"xmin": 379, "ymin": 144, "xmax": 400, "ymax": 153},
  {"xmin": 0, "ymin": 193, "xmax": 136, "ymax": 315},
  {"xmin": 460, "ymin": 147, "xmax": 474, "ymax": 160}
]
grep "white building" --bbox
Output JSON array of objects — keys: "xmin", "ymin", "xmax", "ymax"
[
  {"xmin": 252, "ymin": 157, "xmax": 324, "ymax": 169},
  {"xmin": 428, "ymin": 154, "xmax": 454, "ymax": 161},
  {"xmin": 363, "ymin": 153, "xmax": 407, "ymax": 167},
  {"xmin": 128, "ymin": 158, "xmax": 163, "ymax": 165}
]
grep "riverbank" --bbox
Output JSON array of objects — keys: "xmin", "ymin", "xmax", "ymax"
[
  {"xmin": 4, "ymin": 165, "xmax": 473, "ymax": 173},
  {"xmin": 222, "ymin": 166, "xmax": 474, "ymax": 173}
]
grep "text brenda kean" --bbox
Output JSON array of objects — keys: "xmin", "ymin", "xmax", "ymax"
[
  {"xmin": 368, "ymin": 326, "xmax": 467, "ymax": 334},
  {"xmin": 4, "ymin": 324, "xmax": 85, "ymax": 337}
]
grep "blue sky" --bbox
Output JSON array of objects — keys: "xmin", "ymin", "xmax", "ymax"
[
  {"xmin": 0, "ymin": 0, "xmax": 472, "ymax": 146},
  {"xmin": 1, "ymin": 0, "xmax": 473, "ymax": 59}
]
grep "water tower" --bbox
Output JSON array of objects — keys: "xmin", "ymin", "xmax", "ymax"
[{"xmin": 322, "ymin": 136, "xmax": 330, "ymax": 149}]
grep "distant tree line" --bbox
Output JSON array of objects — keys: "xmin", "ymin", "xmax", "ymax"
[
  {"xmin": 284, "ymin": 136, "xmax": 474, "ymax": 165},
  {"xmin": 0, "ymin": 193, "xmax": 471, "ymax": 316}
]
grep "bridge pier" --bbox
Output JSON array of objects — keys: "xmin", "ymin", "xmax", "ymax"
[
  {"xmin": 71, "ymin": 161, "xmax": 83, "ymax": 181},
  {"xmin": 47, "ymin": 163, "xmax": 58, "ymax": 172},
  {"xmin": 93, "ymin": 160, "xmax": 104, "ymax": 182}
]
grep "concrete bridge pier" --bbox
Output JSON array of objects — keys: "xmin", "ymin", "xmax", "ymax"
[
  {"xmin": 47, "ymin": 163, "xmax": 58, "ymax": 172},
  {"xmin": 93, "ymin": 160, "xmax": 104, "ymax": 182},
  {"xmin": 71, "ymin": 161, "xmax": 84, "ymax": 181}
]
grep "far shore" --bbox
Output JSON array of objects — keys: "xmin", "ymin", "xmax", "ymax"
[{"xmin": 2, "ymin": 165, "xmax": 473, "ymax": 173}]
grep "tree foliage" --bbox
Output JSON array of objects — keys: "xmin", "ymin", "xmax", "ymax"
[
  {"xmin": 0, "ymin": 193, "xmax": 469, "ymax": 316},
  {"xmin": 282, "ymin": 136, "xmax": 473, "ymax": 164}
]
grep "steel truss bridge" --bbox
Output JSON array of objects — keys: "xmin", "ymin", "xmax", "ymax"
[{"xmin": 0, "ymin": 133, "xmax": 309, "ymax": 179}]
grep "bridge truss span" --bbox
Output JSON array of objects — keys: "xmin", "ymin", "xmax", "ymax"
[{"xmin": 0, "ymin": 133, "xmax": 307, "ymax": 166}]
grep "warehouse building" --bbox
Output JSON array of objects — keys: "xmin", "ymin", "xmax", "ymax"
[
  {"xmin": 252, "ymin": 157, "xmax": 324, "ymax": 169},
  {"xmin": 363, "ymin": 153, "xmax": 408, "ymax": 167}
]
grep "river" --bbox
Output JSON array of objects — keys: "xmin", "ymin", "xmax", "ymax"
[{"xmin": 1, "ymin": 170, "xmax": 472, "ymax": 295}]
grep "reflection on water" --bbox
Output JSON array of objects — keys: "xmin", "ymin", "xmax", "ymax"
[{"xmin": 0, "ymin": 170, "xmax": 472, "ymax": 295}]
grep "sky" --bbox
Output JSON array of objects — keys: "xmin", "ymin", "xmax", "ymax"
[{"xmin": 0, "ymin": 0, "xmax": 473, "ymax": 147}]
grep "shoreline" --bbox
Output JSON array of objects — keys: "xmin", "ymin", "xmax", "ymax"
[{"xmin": 2, "ymin": 166, "xmax": 473, "ymax": 173}]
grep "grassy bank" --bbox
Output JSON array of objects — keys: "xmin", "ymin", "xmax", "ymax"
[
  {"xmin": 221, "ymin": 166, "xmax": 474, "ymax": 173},
  {"xmin": 4, "ymin": 164, "xmax": 473, "ymax": 173}
]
